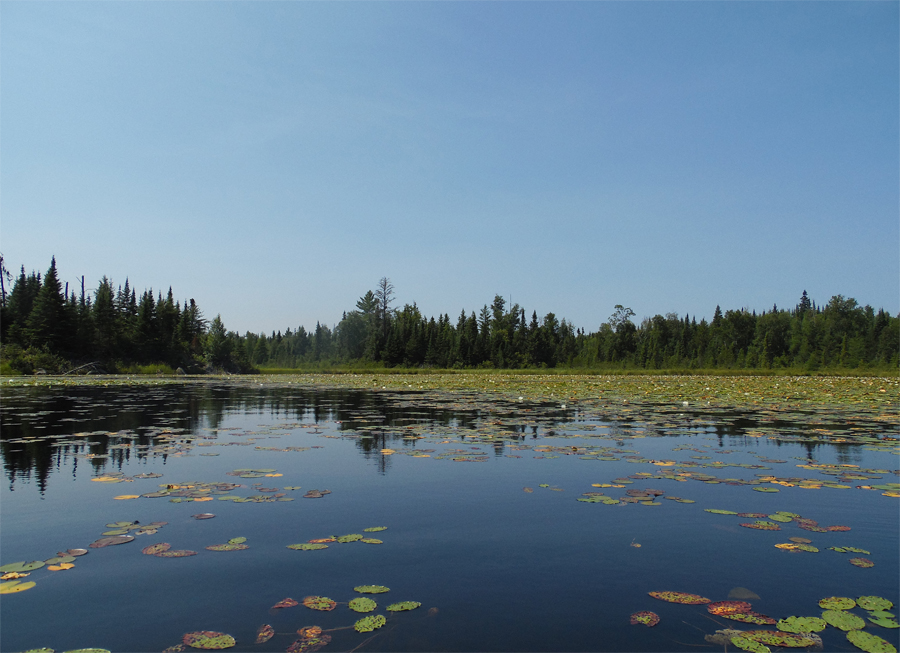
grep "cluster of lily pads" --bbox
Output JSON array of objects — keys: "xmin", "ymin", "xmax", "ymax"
[
  {"xmin": 287, "ymin": 526, "xmax": 387, "ymax": 551},
  {"xmin": 634, "ymin": 590, "xmax": 897, "ymax": 653}
]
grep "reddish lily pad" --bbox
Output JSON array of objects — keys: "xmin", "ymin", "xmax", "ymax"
[
  {"xmin": 648, "ymin": 591, "xmax": 710, "ymax": 604},
  {"xmin": 182, "ymin": 631, "xmax": 235, "ymax": 650},
  {"xmin": 721, "ymin": 612, "xmax": 777, "ymax": 625},
  {"xmin": 272, "ymin": 598, "xmax": 299, "ymax": 609},
  {"xmin": 142, "ymin": 543, "xmax": 171, "ymax": 556},
  {"xmin": 708, "ymin": 601, "xmax": 752, "ymax": 615},
  {"xmin": 630, "ymin": 611, "xmax": 660, "ymax": 626},
  {"xmin": 191, "ymin": 514, "xmax": 215, "ymax": 520},
  {"xmin": 205, "ymin": 544, "xmax": 249, "ymax": 552},
  {"xmin": 850, "ymin": 557, "xmax": 875, "ymax": 568},
  {"xmin": 286, "ymin": 634, "xmax": 331, "ymax": 653},
  {"xmin": 255, "ymin": 624, "xmax": 274, "ymax": 644},
  {"xmin": 155, "ymin": 550, "xmax": 197, "ymax": 558},
  {"xmin": 302, "ymin": 596, "xmax": 337, "ymax": 611},
  {"xmin": 847, "ymin": 630, "xmax": 898, "ymax": 653}
]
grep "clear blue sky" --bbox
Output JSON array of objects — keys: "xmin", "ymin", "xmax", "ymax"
[{"xmin": 2, "ymin": 2, "xmax": 897, "ymax": 335}]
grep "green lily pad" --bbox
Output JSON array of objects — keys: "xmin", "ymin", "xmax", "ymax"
[
  {"xmin": 349, "ymin": 597, "xmax": 377, "ymax": 613},
  {"xmin": 705, "ymin": 509, "xmax": 738, "ymax": 515},
  {"xmin": 768, "ymin": 514, "xmax": 794, "ymax": 522},
  {"xmin": 141, "ymin": 543, "xmax": 171, "ymax": 556},
  {"xmin": 0, "ymin": 561, "xmax": 45, "ymax": 573},
  {"xmin": 360, "ymin": 538, "xmax": 382, "ymax": 544},
  {"xmin": 287, "ymin": 543, "xmax": 328, "ymax": 551},
  {"xmin": 741, "ymin": 630, "xmax": 817, "ymax": 647},
  {"xmin": 629, "ymin": 611, "xmax": 660, "ymax": 626},
  {"xmin": 740, "ymin": 521, "xmax": 781, "ymax": 531},
  {"xmin": 859, "ymin": 597, "xmax": 894, "ymax": 611},
  {"xmin": 336, "ymin": 534, "xmax": 363, "ymax": 543},
  {"xmin": 226, "ymin": 537, "xmax": 246, "ymax": 545},
  {"xmin": 61, "ymin": 650, "xmax": 112, "ymax": 653},
  {"xmin": 205, "ymin": 543, "xmax": 249, "ymax": 551},
  {"xmin": 354, "ymin": 585, "xmax": 390, "ymax": 594},
  {"xmin": 847, "ymin": 630, "xmax": 898, "ymax": 653},
  {"xmin": 302, "ymin": 596, "xmax": 337, "ymax": 611},
  {"xmin": 363, "ymin": 527, "xmax": 387, "ymax": 532},
  {"xmin": 0, "ymin": 580, "xmax": 36, "ymax": 594},
  {"xmin": 777, "ymin": 616, "xmax": 827, "ymax": 633},
  {"xmin": 354, "ymin": 614, "xmax": 386, "ymax": 633},
  {"xmin": 386, "ymin": 601, "xmax": 421, "ymax": 612},
  {"xmin": 730, "ymin": 636, "xmax": 771, "ymax": 653},
  {"xmin": 182, "ymin": 631, "xmax": 236, "ymax": 649},
  {"xmin": 820, "ymin": 597, "xmax": 857, "ymax": 610},
  {"xmin": 648, "ymin": 591, "xmax": 710, "ymax": 604},
  {"xmin": 44, "ymin": 556, "xmax": 76, "ymax": 565},
  {"xmin": 869, "ymin": 616, "xmax": 900, "ymax": 629},
  {"xmin": 823, "ymin": 609, "xmax": 866, "ymax": 631},
  {"xmin": 22, "ymin": 649, "xmax": 54, "ymax": 653},
  {"xmin": 752, "ymin": 487, "xmax": 779, "ymax": 492},
  {"xmin": 89, "ymin": 535, "xmax": 134, "ymax": 548}
]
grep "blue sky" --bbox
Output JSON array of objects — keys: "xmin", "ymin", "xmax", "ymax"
[{"xmin": 2, "ymin": 2, "xmax": 897, "ymax": 335}]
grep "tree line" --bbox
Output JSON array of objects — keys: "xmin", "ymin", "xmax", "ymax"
[{"xmin": 1, "ymin": 257, "xmax": 897, "ymax": 374}]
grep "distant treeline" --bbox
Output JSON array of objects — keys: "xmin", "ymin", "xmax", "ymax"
[{"xmin": 1, "ymin": 258, "xmax": 897, "ymax": 375}]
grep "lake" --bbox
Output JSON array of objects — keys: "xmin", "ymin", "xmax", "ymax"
[{"xmin": 1, "ymin": 375, "xmax": 898, "ymax": 653}]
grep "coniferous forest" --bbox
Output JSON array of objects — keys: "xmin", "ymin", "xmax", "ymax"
[{"xmin": 1, "ymin": 257, "xmax": 897, "ymax": 375}]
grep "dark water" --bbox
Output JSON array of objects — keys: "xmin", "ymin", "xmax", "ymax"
[{"xmin": 1, "ymin": 379, "xmax": 898, "ymax": 653}]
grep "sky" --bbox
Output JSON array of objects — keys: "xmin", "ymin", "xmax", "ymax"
[{"xmin": 2, "ymin": 2, "xmax": 897, "ymax": 335}]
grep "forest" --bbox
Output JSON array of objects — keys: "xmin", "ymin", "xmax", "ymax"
[{"xmin": 1, "ymin": 257, "xmax": 897, "ymax": 375}]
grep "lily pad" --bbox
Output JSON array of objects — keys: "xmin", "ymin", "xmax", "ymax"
[
  {"xmin": 155, "ymin": 550, "xmax": 197, "ymax": 558},
  {"xmin": 847, "ymin": 630, "xmax": 898, "ymax": 653},
  {"xmin": 739, "ymin": 521, "xmax": 781, "ymax": 531},
  {"xmin": 336, "ymin": 534, "xmax": 363, "ymax": 543},
  {"xmin": 273, "ymin": 598, "xmax": 299, "ymax": 609},
  {"xmin": 648, "ymin": 591, "xmax": 710, "ymax": 604},
  {"xmin": 629, "ymin": 611, "xmax": 660, "ymax": 626},
  {"xmin": 205, "ymin": 544, "xmax": 249, "ymax": 552},
  {"xmin": 705, "ymin": 509, "xmax": 739, "ymax": 515},
  {"xmin": 354, "ymin": 614, "xmax": 386, "ymax": 633},
  {"xmin": 730, "ymin": 636, "xmax": 771, "ymax": 653},
  {"xmin": 255, "ymin": 625, "xmax": 274, "ymax": 644},
  {"xmin": 89, "ymin": 535, "xmax": 134, "ymax": 548},
  {"xmin": 360, "ymin": 538, "xmax": 382, "ymax": 544},
  {"xmin": 708, "ymin": 601, "xmax": 752, "ymax": 615},
  {"xmin": 850, "ymin": 557, "xmax": 875, "ymax": 568},
  {"xmin": 0, "ymin": 580, "xmax": 36, "ymax": 594},
  {"xmin": 226, "ymin": 537, "xmax": 246, "ymax": 544},
  {"xmin": 741, "ymin": 630, "xmax": 817, "ymax": 647},
  {"xmin": 386, "ymin": 601, "xmax": 421, "ymax": 612},
  {"xmin": 869, "ymin": 616, "xmax": 900, "ymax": 629},
  {"xmin": 721, "ymin": 612, "xmax": 776, "ymax": 625},
  {"xmin": 820, "ymin": 597, "xmax": 857, "ymax": 610},
  {"xmin": 182, "ymin": 631, "xmax": 236, "ymax": 650},
  {"xmin": 859, "ymin": 597, "xmax": 894, "ymax": 611},
  {"xmin": 286, "ymin": 634, "xmax": 331, "ymax": 653},
  {"xmin": 191, "ymin": 514, "xmax": 215, "ymax": 520},
  {"xmin": 823, "ymin": 609, "xmax": 866, "ymax": 630},
  {"xmin": 354, "ymin": 585, "xmax": 390, "ymax": 594},
  {"xmin": 0, "ymin": 561, "xmax": 45, "ymax": 573},
  {"xmin": 142, "ymin": 543, "xmax": 171, "ymax": 556},
  {"xmin": 349, "ymin": 597, "xmax": 377, "ymax": 612},
  {"xmin": 363, "ymin": 527, "xmax": 387, "ymax": 532},
  {"xmin": 777, "ymin": 616, "xmax": 827, "ymax": 633},
  {"xmin": 287, "ymin": 543, "xmax": 328, "ymax": 551},
  {"xmin": 302, "ymin": 596, "xmax": 337, "ymax": 611}
]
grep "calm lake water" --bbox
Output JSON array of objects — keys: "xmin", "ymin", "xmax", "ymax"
[{"xmin": 1, "ymin": 378, "xmax": 898, "ymax": 653}]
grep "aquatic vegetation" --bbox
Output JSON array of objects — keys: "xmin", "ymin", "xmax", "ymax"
[
  {"xmin": 181, "ymin": 631, "xmax": 235, "ymax": 649},
  {"xmin": 354, "ymin": 614, "xmax": 386, "ymax": 632},
  {"xmin": 349, "ymin": 597, "xmax": 377, "ymax": 612},
  {"xmin": 629, "ymin": 611, "xmax": 660, "ymax": 626}
]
